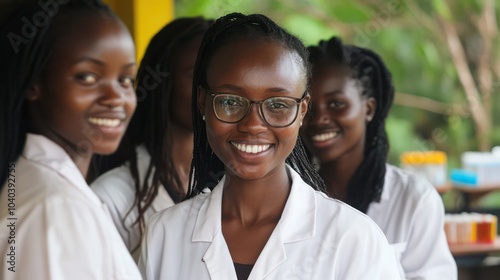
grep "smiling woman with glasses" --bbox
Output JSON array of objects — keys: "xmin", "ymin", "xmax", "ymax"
[{"xmin": 138, "ymin": 13, "xmax": 402, "ymax": 280}]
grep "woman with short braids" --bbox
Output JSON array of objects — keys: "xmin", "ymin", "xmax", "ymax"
[
  {"xmin": 0, "ymin": 0, "xmax": 141, "ymax": 279},
  {"xmin": 301, "ymin": 36, "xmax": 456, "ymax": 278},
  {"xmin": 139, "ymin": 13, "xmax": 402, "ymax": 280}
]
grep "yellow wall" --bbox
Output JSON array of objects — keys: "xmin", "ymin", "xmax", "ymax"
[{"xmin": 103, "ymin": 0, "xmax": 174, "ymax": 63}]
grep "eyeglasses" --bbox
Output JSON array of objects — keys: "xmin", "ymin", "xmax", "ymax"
[{"xmin": 206, "ymin": 88, "xmax": 307, "ymax": 128}]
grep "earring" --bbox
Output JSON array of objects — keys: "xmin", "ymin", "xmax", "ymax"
[
  {"xmin": 300, "ymin": 121, "xmax": 303, "ymax": 126},
  {"xmin": 202, "ymin": 115, "xmax": 205, "ymax": 121}
]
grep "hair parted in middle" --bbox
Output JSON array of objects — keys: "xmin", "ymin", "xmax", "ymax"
[
  {"xmin": 188, "ymin": 12, "xmax": 325, "ymax": 198},
  {"xmin": 308, "ymin": 36, "xmax": 395, "ymax": 213}
]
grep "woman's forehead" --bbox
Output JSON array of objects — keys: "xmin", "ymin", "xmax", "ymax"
[{"xmin": 205, "ymin": 39, "xmax": 306, "ymax": 91}]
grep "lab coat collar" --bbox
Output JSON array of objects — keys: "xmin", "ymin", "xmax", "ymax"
[
  {"xmin": 192, "ymin": 165, "xmax": 316, "ymax": 279},
  {"xmin": 22, "ymin": 133, "xmax": 101, "ymax": 206},
  {"xmin": 191, "ymin": 165, "xmax": 316, "ymax": 242}
]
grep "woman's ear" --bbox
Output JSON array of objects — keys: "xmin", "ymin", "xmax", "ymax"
[
  {"xmin": 197, "ymin": 85, "xmax": 206, "ymax": 116},
  {"xmin": 300, "ymin": 93, "xmax": 311, "ymax": 119},
  {"xmin": 365, "ymin": 97, "xmax": 376, "ymax": 122}
]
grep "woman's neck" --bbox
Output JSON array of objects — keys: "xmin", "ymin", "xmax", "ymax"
[{"xmin": 222, "ymin": 166, "xmax": 291, "ymax": 226}]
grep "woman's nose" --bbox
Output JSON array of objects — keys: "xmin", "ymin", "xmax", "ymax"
[
  {"xmin": 237, "ymin": 103, "xmax": 267, "ymax": 134},
  {"xmin": 310, "ymin": 104, "xmax": 331, "ymax": 126},
  {"xmin": 100, "ymin": 82, "xmax": 126, "ymax": 108}
]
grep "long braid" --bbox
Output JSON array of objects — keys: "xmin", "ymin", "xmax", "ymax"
[
  {"xmin": 188, "ymin": 13, "xmax": 325, "ymax": 198},
  {"xmin": 0, "ymin": 0, "xmax": 113, "ymax": 188},
  {"xmin": 309, "ymin": 37, "xmax": 394, "ymax": 213}
]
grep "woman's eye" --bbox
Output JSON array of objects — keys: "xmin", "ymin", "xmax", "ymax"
[
  {"xmin": 328, "ymin": 100, "xmax": 345, "ymax": 108},
  {"xmin": 120, "ymin": 76, "xmax": 136, "ymax": 88},
  {"xmin": 221, "ymin": 98, "xmax": 242, "ymax": 107},
  {"xmin": 76, "ymin": 73, "xmax": 97, "ymax": 85},
  {"xmin": 268, "ymin": 102, "xmax": 287, "ymax": 109},
  {"xmin": 266, "ymin": 98, "xmax": 294, "ymax": 110}
]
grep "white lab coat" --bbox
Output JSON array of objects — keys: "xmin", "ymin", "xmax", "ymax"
[
  {"xmin": 91, "ymin": 145, "xmax": 175, "ymax": 262},
  {"xmin": 139, "ymin": 166, "xmax": 403, "ymax": 280},
  {"xmin": 367, "ymin": 164, "xmax": 457, "ymax": 279},
  {"xmin": 0, "ymin": 134, "xmax": 142, "ymax": 280}
]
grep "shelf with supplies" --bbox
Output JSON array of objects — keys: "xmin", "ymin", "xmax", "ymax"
[
  {"xmin": 454, "ymin": 184, "xmax": 500, "ymax": 194},
  {"xmin": 453, "ymin": 184, "xmax": 500, "ymax": 212},
  {"xmin": 433, "ymin": 182, "xmax": 500, "ymax": 195},
  {"xmin": 430, "ymin": 182, "xmax": 500, "ymax": 212},
  {"xmin": 400, "ymin": 149, "xmax": 500, "ymax": 202},
  {"xmin": 449, "ymin": 238, "xmax": 500, "ymax": 256}
]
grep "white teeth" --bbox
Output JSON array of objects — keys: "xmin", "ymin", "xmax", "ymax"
[
  {"xmin": 312, "ymin": 132, "xmax": 338, "ymax": 142},
  {"xmin": 88, "ymin": 117, "xmax": 121, "ymax": 127},
  {"xmin": 231, "ymin": 142, "xmax": 271, "ymax": 154}
]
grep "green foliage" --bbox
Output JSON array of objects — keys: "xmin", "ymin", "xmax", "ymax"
[
  {"xmin": 433, "ymin": 0, "xmax": 453, "ymax": 20},
  {"xmin": 327, "ymin": 2, "xmax": 371, "ymax": 23},
  {"xmin": 282, "ymin": 15, "xmax": 338, "ymax": 45}
]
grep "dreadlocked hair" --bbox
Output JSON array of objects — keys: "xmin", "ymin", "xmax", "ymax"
[
  {"xmin": 308, "ymin": 36, "xmax": 395, "ymax": 213},
  {"xmin": 187, "ymin": 13, "xmax": 326, "ymax": 198},
  {"xmin": 0, "ymin": 0, "xmax": 113, "ymax": 188},
  {"xmin": 92, "ymin": 17, "xmax": 214, "ymax": 253}
]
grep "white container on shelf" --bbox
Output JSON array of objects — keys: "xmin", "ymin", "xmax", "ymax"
[
  {"xmin": 461, "ymin": 152, "xmax": 500, "ymax": 186},
  {"xmin": 492, "ymin": 146, "xmax": 500, "ymax": 157},
  {"xmin": 400, "ymin": 151, "xmax": 447, "ymax": 187}
]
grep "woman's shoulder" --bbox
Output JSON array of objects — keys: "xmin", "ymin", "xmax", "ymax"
[
  {"xmin": 91, "ymin": 144, "xmax": 152, "ymax": 196},
  {"xmin": 10, "ymin": 154, "xmax": 91, "ymax": 203},
  {"xmin": 148, "ymin": 191, "xmax": 211, "ymax": 227},
  {"xmin": 300, "ymin": 192, "xmax": 388, "ymax": 245},
  {"xmin": 315, "ymin": 191, "xmax": 382, "ymax": 225},
  {"xmin": 3, "ymin": 177, "xmax": 107, "ymax": 227},
  {"xmin": 91, "ymin": 164, "xmax": 136, "ymax": 196}
]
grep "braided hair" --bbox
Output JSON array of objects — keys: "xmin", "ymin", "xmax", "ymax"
[
  {"xmin": 188, "ymin": 13, "xmax": 326, "ymax": 198},
  {"xmin": 308, "ymin": 37, "xmax": 395, "ymax": 213},
  {"xmin": 0, "ymin": 0, "xmax": 114, "ymax": 188},
  {"xmin": 92, "ymin": 17, "xmax": 214, "ymax": 252}
]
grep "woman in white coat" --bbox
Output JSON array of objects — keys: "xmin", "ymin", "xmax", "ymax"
[
  {"xmin": 0, "ymin": 1, "xmax": 141, "ymax": 279},
  {"xmin": 139, "ymin": 13, "xmax": 402, "ymax": 280},
  {"xmin": 301, "ymin": 37, "xmax": 457, "ymax": 278}
]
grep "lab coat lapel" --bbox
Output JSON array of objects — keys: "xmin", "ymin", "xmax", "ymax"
[
  {"xmin": 248, "ymin": 224, "xmax": 286, "ymax": 280},
  {"xmin": 192, "ymin": 177, "xmax": 237, "ymax": 279},
  {"xmin": 202, "ymin": 230, "xmax": 238, "ymax": 279},
  {"xmin": 249, "ymin": 166, "xmax": 317, "ymax": 279}
]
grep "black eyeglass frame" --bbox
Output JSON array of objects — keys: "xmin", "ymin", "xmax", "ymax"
[{"xmin": 205, "ymin": 87, "xmax": 308, "ymax": 128}]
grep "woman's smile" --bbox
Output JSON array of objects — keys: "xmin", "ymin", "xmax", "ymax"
[{"xmin": 230, "ymin": 141, "xmax": 272, "ymax": 154}]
